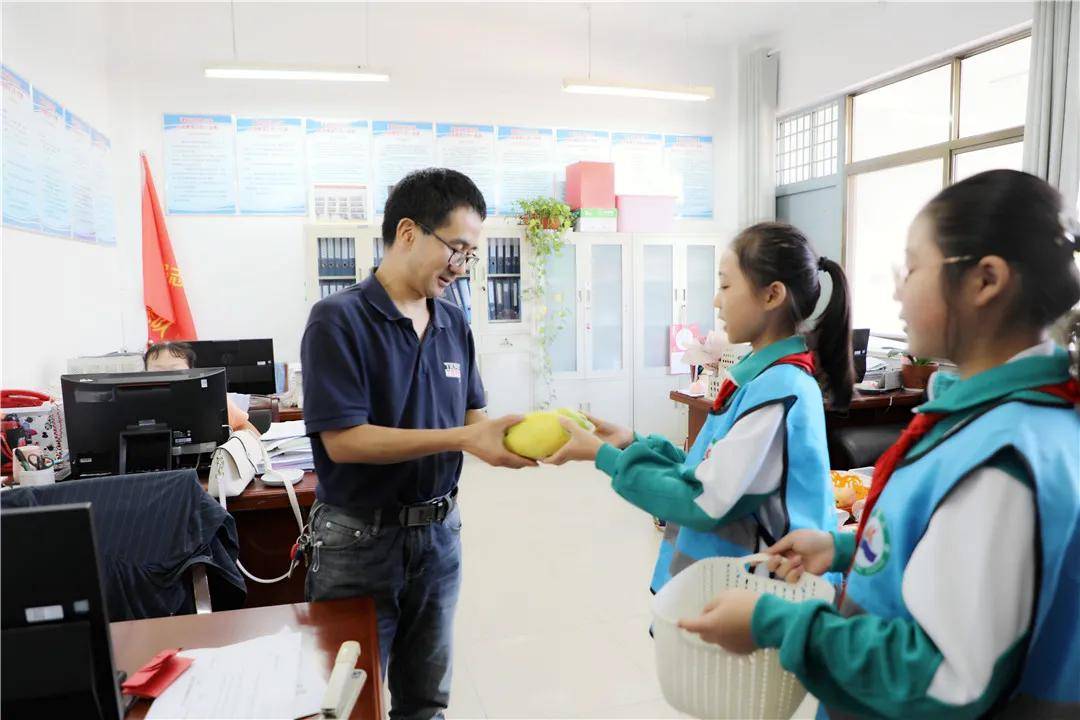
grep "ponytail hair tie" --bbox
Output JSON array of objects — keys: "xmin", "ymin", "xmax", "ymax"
[{"xmin": 817, "ymin": 256, "xmax": 828, "ymax": 271}]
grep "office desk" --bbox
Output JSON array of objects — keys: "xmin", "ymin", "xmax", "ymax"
[
  {"xmin": 200, "ymin": 472, "xmax": 319, "ymax": 608},
  {"xmin": 279, "ymin": 407, "xmax": 304, "ymax": 422},
  {"xmin": 112, "ymin": 598, "xmax": 383, "ymax": 720},
  {"xmin": 670, "ymin": 388, "xmax": 924, "ymax": 450}
]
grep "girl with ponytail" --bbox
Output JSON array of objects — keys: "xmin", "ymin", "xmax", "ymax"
[{"xmin": 545, "ymin": 222, "xmax": 850, "ymax": 594}]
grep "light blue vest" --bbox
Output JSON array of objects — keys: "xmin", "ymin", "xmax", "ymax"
[
  {"xmin": 843, "ymin": 397, "xmax": 1080, "ymax": 712},
  {"xmin": 650, "ymin": 364, "xmax": 835, "ymax": 591}
]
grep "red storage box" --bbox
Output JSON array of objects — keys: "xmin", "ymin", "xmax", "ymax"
[
  {"xmin": 616, "ymin": 195, "xmax": 676, "ymax": 232},
  {"xmin": 565, "ymin": 162, "xmax": 615, "ymax": 210}
]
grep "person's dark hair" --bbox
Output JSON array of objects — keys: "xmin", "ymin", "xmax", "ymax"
[
  {"xmin": 922, "ymin": 169, "xmax": 1080, "ymax": 332},
  {"xmin": 381, "ymin": 168, "xmax": 487, "ymax": 246},
  {"xmin": 732, "ymin": 222, "xmax": 854, "ymax": 408},
  {"xmin": 144, "ymin": 341, "xmax": 196, "ymax": 369}
]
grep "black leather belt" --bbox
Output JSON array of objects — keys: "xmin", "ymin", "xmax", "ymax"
[{"xmin": 394, "ymin": 487, "xmax": 458, "ymax": 528}]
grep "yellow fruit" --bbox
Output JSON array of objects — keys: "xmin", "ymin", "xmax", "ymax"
[
  {"xmin": 556, "ymin": 407, "xmax": 595, "ymax": 432},
  {"xmin": 503, "ymin": 412, "xmax": 572, "ymax": 459}
]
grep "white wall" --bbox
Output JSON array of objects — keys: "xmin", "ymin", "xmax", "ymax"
[
  {"xmin": 772, "ymin": 2, "xmax": 1033, "ymax": 113},
  {"xmin": 1, "ymin": 2, "xmax": 143, "ymax": 390}
]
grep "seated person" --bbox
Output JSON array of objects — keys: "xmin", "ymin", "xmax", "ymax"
[{"xmin": 144, "ymin": 341, "xmax": 260, "ymax": 436}]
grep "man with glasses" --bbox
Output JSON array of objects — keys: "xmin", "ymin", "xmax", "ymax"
[{"xmin": 300, "ymin": 169, "xmax": 533, "ymax": 719}]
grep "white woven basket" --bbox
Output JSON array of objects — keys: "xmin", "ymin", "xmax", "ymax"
[{"xmin": 651, "ymin": 557, "xmax": 835, "ymax": 719}]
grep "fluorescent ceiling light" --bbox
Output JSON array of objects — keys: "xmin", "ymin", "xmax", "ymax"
[
  {"xmin": 563, "ymin": 79, "xmax": 713, "ymax": 102},
  {"xmin": 205, "ymin": 65, "xmax": 390, "ymax": 83}
]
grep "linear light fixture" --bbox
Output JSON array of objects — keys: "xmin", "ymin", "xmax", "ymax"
[
  {"xmin": 204, "ymin": 64, "xmax": 390, "ymax": 83},
  {"xmin": 562, "ymin": 78, "xmax": 714, "ymax": 102}
]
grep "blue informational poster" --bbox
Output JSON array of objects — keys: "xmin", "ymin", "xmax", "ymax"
[
  {"xmin": 372, "ymin": 121, "xmax": 435, "ymax": 213},
  {"xmin": 496, "ymin": 126, "xmax": 554, "ymax": 216},
  {"xmin": 2, "ymin": 65, "xmax": 39, "ymax": 231},
  {"xmin": 665, "ymin": 134, "xmax": 714, "ymax": 219},
  {"xmin": 33, "ymin": 88, "xmax": 71, "ymax": 237},
  {"xmin": 305, "ymin": 118, "xmax": 370, "ymax": 184},
  {"xmin": 236, "ymin": 117, "xmax": 306, "ymax": 215},
  {"xmin": 91, "ymin": 128, "xmax": 116, "ymax": 246},
  {"xmin": 436, "ymin": 123, "xmax": 496, "ymax": 213},
  {"xmin": 554, "ymin": 128, "xmax": 610, "ymax": 201},
  {"xmin": 611, "ymin": 131, "xmax": 666, "ymax": 196},
  {"xmin": 67, "ymin": 110, "xmax": 96, "ymax": 242},
  {"xmin": 163, "ymin": 113, "xmax": 237, "ymax": 215}
]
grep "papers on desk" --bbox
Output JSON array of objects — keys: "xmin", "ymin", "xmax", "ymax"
[
  {"xmin": 146, "ymin": 628, "xmax": 327, "ymax": 719},
  {"xmin": 261, "ymin": 421, "xmax": 314, "ymax": 471}
]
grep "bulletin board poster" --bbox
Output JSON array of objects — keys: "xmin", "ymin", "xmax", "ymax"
[
  {"xmin": 554, "ymin": 128, "xmax": 610, "ymax": 201},
  {"xmin": 611, "ymin": 131, "xmax": 665, "ymax": 196},
  {"xmin": 236, "ymin": 117, "xmax": 307, "ymax": 215},
  {"xmin": 305, "ymin": 118, "xmax": 370, "ymax": 185},
  {"xmin": 2, "ymin": 66, "xmax": 40, "ymax": 231},
  {"xmin": 33, "ymin": 88, "xmax": 71, "ymax": 238},
  {"xmin": 163, "ymin": 113, "xmax": 237, "ymax": 215},
  {"xmin": 66, "ymin": 110, "xmax": 96, "ymax": 242},
  {"xmin": 92, "ymin": 129, "xmax": 116, "ymax": 246},
  {"xmin": 496, "ymin": 126, "xmax": 554, "ymax": 216},
  {"xmin": 436, "ymin": 123, "xmax": 496, "ymax": 213},
  {"xmin": 665, "ymin": 134, "xmax": 713, "ymax": 219},
  {"xmin": 372, "ymin": 120, "xmax": 435, "ymax": 213}
]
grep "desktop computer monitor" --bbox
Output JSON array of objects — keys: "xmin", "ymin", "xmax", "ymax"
[
  {"xmin": 853, "ymin": 328, "xmax": 871, "ymax": 382},
  {"xmin": 62, "ymin": 368, "xmax": 229, "ymax": 478},
  {"xmin": 1, "ymin": 504, "xmax": 123, "ymax": 720},
  {"xmin": 189, "ymin": 338, "xmax": 276, "ymax": 394}
]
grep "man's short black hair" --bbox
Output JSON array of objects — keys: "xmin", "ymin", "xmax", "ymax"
[
  {"xmin": 144, "ymin": 341, "xmax": 196, "ymax": 369},
  {"xmin": 382, "ymin": 168, "xmax": 487, "ymax": 246}
]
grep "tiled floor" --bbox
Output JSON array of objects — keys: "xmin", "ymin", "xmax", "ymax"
[{"xmin": 433, "ymin": 457, "xmax": 818, "ymax": 719}]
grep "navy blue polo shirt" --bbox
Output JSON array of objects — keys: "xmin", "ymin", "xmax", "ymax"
[{"xmin": 300, "ymin": 275, "xmax": 486, "ymax": 510}]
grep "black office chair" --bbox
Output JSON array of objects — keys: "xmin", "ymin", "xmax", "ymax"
[{"xmin": 827, "ymin": 423, "xmax": 906, "ymax": 470}]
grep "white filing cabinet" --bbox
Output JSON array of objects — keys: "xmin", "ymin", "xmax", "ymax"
[{"xmin": 303, "ymin": 224, "xmax": 375, "ymax": 304}]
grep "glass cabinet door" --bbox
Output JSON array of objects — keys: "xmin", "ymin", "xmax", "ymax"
[
  {"xmin": 642, "ymin": 244, "xmax": 674, "ymax": 369},
  {"xmin": 545, "ymin": 245, "xmax": 578, "ymax": 374},
  {"xmin": 685, "ymin": 244, "xmax": 717, "ymax": 334},
  {"xmin": 590, "ymin": 243, "xmax": 623, "ymax": 372}
]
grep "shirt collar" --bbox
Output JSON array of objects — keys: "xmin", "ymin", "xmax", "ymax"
[
  {"xmin": 920, "ymin": 342, "xmax": 1070, "ymax": 414},
  {"xmin": 360, "ymin": 275, "xmax": 448, "ymax": 330},
  {"xmin": 728, "ymin": 335, "xmax": 808, "ymax": 386}
]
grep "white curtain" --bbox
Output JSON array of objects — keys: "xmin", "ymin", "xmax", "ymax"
[
  {"xmin": 738, "ymin": 48, "xmax": 779, "ymax": 227},
  {"xmin": 1023, "ymin": 0, "xmax": 1080, "ymax": 207}
]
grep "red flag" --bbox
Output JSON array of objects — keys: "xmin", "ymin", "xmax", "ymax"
[{"xmin": 141, "ymin": 153, "xmax": 197, "ymax": 343}]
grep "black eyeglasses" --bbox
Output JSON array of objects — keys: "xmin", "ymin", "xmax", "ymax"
[{"xmin": 416, "ymin": 222, "xmax": 479, "ymax": 270}]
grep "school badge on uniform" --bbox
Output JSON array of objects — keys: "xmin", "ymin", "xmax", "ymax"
[
  {"xmin": 443, "ymin": 362, "xmax": 462, "ymax": 379},
  {"xmin": 854, "ymin": 509, "xmax": 890, "ymax": 575}
]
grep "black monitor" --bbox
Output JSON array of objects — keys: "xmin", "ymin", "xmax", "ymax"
[
  {"xmin": 62, "ymin": 368, "xmax": 229, "ymax": 478},
  {"xmin": 1, "ymin": 504, "xmax": 123, "ymax": 719},
  {"xmin": 189, "ymin": 339, "xmax": 275, "ymax": 395},
  {"xmin": 853, "ymin": 328, "xmax": 871, "ymax": 382}
]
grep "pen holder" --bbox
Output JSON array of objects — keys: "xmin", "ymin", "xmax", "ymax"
[{"xmin": 15, "ymin": 466, "xmax": 55, "ymax": 486}]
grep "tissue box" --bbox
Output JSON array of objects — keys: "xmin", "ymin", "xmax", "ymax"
[
  {"xmin": 575, "ymin": 208, "xmax": 618, "ymax": 233},
  {"xmin": 616, "ymin": 195, "xmax": 676, "ymax": 233},
  {"xmin": 566, "ymin": 162, "xmax": 615, "ymax": 210}
]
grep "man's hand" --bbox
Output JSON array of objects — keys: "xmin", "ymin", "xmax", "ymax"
[
  {"xmin": 763, "ymin": 529, "xmax": 836, "ymax": 583},
  {"xmin": 461, "ymin": 415, "xmax": 537, "ymax": 469},
  {"xmin": 584, "ymin": 412, "xmax": 635, "ymax": 450},
  {"xmin": 542, "ymin": 417, "xmax": 604, "ymax": 466},
  {"xmin": 678, "ymin": 588, "xmax": 761, "ymax": 654}
]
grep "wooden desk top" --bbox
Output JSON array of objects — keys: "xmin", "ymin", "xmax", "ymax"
[
  {"xmin": 199, "ymin": 471, "xmax": 319, "ymax": 512},
  {"xmin": 279, "ymin": 407, "xmax": 303, "ymax": 422},
  {"xmin": 112, "ymin": 598, "xmax": 383, "ymax": 720},
  {"xmin": 669, "ymin": 387, "xmax": 925, "ymax": 413}
]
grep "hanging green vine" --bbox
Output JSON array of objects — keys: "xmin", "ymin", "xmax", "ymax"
[{"xmin": 517, "ymin": 198, "xmax": 577, "ymax": 409}]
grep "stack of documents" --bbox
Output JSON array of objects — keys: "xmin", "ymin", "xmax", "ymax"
[
  {"xmin": 261, "ymin": 421, "xmax": 314, "ymax": 471},
  {"xmin": 146, "ymin": 629, "xmax": 326, "ymax": 719}
]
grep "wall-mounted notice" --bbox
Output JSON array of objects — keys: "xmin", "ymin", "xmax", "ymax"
[
  {"xmin": 163, "ymin": 113, "xmax": 237, "ymax": 215},
  {"xmin": 313, "ymin": 184, "xmax": 368, "ymax": 223},
  {"xmin": 373, "ymin": 120, "xmax": 435, "ymax": 212},
  {"xmin": 2, "ymin": 65, "xmax": 39, "ymax": 231},
  {"xmin": 306, "ymin": 119, "xmax": 370, "ymax": 184},
  {"xmin": 34, "ymin": 88, "xmax": 71, "ymax": 237},
  {"xmin": 496, "ymin": 126, "xmax": 554, "ymax": 216},
  {"xmin": 92, "ymin": 128, "xmax": 116, "ymax": 245},
  {"xmin": 66, "ymin": 110, "xmax": 96, "ymax": 242},
  {"xmin": 611, "ymin": 131, "xmax": 666, "ymax": 196},
  {"xmin": 236, "ymin": 117, "xmax": 306, "ymax": 215},
  {"xmin": 554, "ymin": 128, "xmax": 610, "ymax": 201},
  {"xmin": 665, "ymin": 134, "xmax": 713, "ymax": 219},
  {"xmin": 436, "ymin": 123, "xmax": 496, "ymax": 213}
]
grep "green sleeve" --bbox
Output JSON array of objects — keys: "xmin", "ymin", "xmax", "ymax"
[
  {"xmin": 595, "ymin": 436, "xmax": 767, "ymax": 532},
  {"xmin": 751, "ymin": 595, "xmax": 1022, "ymax": 720},
  {"xmin": 829, "ymin": 530, "xmax": 856, "ymax": 572}
]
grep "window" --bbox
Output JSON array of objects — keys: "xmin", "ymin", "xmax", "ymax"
[
  {"xmin": 776, "ymin": 102, "xmax": 839, "ymax": 186},
  {"xmin": 845, "ymin": 34, "xmax": 1029, "ymax": 336}
]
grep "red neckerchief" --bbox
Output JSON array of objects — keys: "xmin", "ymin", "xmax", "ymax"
[{"xmin": 711, "ymin": 351, "xmax": 816, "ymax": 412}]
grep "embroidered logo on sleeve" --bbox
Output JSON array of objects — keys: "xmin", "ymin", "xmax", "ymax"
[
  {"xmin": 853, "ymin": 510, "xmax": 890, "ymax": 576},
  {"xmin": 443, "ymin": 362, "xmax": 462, "ymax": 379}
]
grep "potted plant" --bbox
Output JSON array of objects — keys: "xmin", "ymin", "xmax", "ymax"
[
  {"xmin": 516, "ymin": 198, "xmax": 577, "ymax": 408},
  {"xmin": 889, "ymin": 351, "xmax": 939, "ymax": 390}
]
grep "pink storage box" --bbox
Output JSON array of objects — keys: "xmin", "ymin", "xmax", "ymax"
[
  {"xmin": 566, "ymin": 161, "xmax": 615, "ymax": 209},
  {"xmin": 616, "ymin": 195, "xmax": 676, "ymax": 233}
]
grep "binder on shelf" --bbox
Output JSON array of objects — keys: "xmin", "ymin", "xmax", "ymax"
[
  {"xmin": 488, "ymin": 280, "xmax": 496, "ymax": 321},
  {"xmin": 510, "ymin": 278, "xmax": 519, "ymax": 319},
  {"xmin": 318, "ymin": 238, "xmax": 327, "ymax": 276},
  {"xmin": 488, "ymin": 238, "xmax": 497, "ymax": 274}
]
